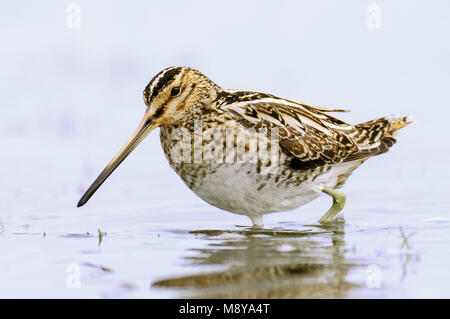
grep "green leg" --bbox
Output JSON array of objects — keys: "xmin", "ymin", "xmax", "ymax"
[{"xmin": 319, "ymin": 187, "xmax": 346, "ymax": 223}]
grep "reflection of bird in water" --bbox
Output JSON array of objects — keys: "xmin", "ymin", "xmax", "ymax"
[
  {"xmin": 77, "ymin": 67, "xmax": 413, "ymax": 226},
  {"xmin": 152, "ymin": 223, "xmax": 356, "ymax": 298}
]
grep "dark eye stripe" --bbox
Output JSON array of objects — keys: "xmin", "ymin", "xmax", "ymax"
[{"xmin": 153, "ymin": 105, "xmax": 165, "ymax": 119}]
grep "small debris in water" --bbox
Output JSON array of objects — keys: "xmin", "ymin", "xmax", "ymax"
[
  {"xmin": 399, "ymin": 226, "xmax": 415, "ymax": 250},
  {"xmin": 81, "ymin": 262, "xmax": 113, "ymax": 273},
  {"xmin": 120, "ymin": 282, "xmax": 136, "ymax": 290},
  {"xmin": 98, "ymin": 229, "xmax": 107, "ymax": 246}
]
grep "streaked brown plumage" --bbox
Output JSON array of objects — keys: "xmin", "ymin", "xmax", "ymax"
[{"xmin": 78, "ymin": 66, "xmax": 413, "ymax": 226}]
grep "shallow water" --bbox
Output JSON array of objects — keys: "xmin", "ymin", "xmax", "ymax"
[{"xmin": 1, "ymin": 161, "xmax": 450, "ymax": 298}]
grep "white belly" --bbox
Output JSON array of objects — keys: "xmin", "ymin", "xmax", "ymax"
[
  {"xmin": 190, "ymin": 164, "xmax": 321, "ymax": 219},
  {"xmin": 184, "ymin": 160, "xmax": 362, "ymax": 225}
]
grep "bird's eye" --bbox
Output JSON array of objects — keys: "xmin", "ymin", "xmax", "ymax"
[{"xmin": 171, "ymin": 86, "xmax": 181, "ymax": 97}]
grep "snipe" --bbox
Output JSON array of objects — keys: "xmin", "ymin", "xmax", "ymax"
[{"xmin": 77, "ymin": 66, "xmax": 413, "ymax": 226}]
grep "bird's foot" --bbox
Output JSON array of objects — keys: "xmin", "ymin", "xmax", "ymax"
[{"xmin": 319, "ymin": 187, "xmax": 346, "ymax": 224}]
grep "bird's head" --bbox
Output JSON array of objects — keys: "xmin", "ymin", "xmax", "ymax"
[
  {"xmin": 77, "ymin": 66, "xmax": 220, "ymax": 207},
  {"xmin": 143, "ymin": 66, "xmax": 220, "ymax": 126}
]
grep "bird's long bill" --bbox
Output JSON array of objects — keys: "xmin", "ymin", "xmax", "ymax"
[{"xmin": 77, "ymin": 110, "xmax": 155, "ymax": 207}]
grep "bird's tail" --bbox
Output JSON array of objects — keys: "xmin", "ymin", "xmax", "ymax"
[
  {"xmin": 350, "ymin": 115, "xmax": 415, "ymax": 147},
  {"xmin": 339, "ymin": 115, "xmax": 414, "ymax": 163},
  {"xmin": 387, "ymin": 116, "xmax": 415, "ymax": 136},
  {"xmin": 332, "ymin": 116, "xmax": 414, "ymax": 188}
]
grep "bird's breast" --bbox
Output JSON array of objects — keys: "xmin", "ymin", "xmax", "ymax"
[{"xmin": 159, "ymin": 125, "xmax": 324, "ymax": 214}]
